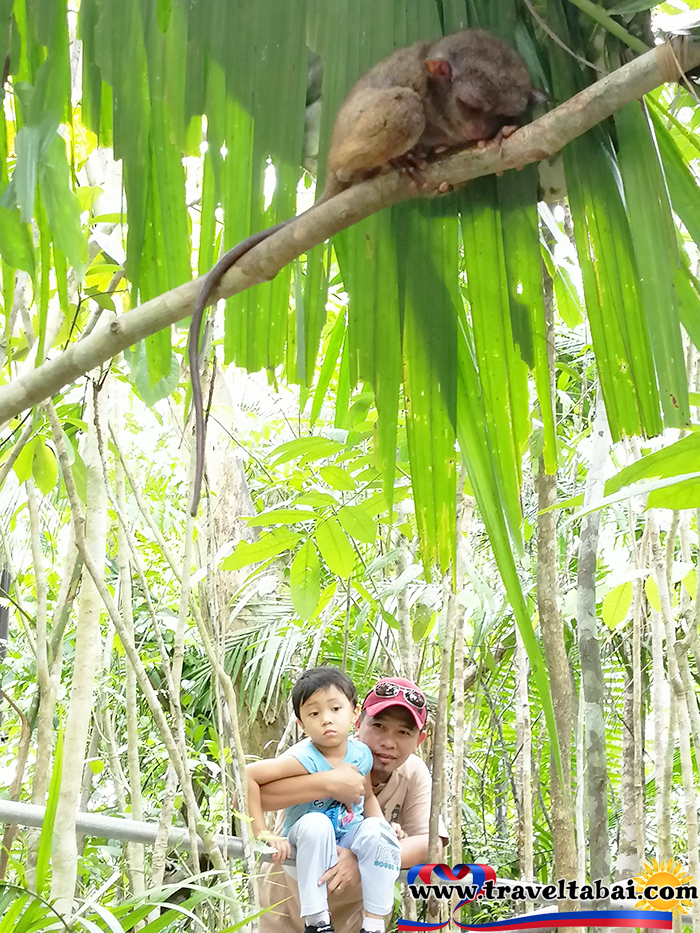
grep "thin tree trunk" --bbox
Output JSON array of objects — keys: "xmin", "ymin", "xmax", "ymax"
[
  {"xmin": 0, "ymin": 692, "xmax": 30, "ymax": 879},
  {"xmin": 450, "ymin": 468, "xmax": 469, "ymax": 869},
  {"xmin": 45, "ymin": 401, "xmax": 230, "ymax": 878},
  {"xmin": 50, "ymin": 384, "xmax": 108, "ymax": 916},
  {"xmin": 451, "ymin": 607, "xmax": 465, "ymax": 870},
  {"xmin": 114, "ymin": 407, "xmax": 146, "ymax": 899},
  {"xmin": 429, "ymin": 578, "xmax": 457, "ymax": 864},
  {"xmin": 574, "ymin": 683, "xmax": 586, "ymax": 882},
  {"xmin": 632, "ymin": 525, "xmax": 647, "ymax": 869},
  {"xmin": 537, "ymin": 262, "xmax": 576, "ymax": 901},
  {"xmin": 537, "ymin": 465, "xmax": 577, "ymax": 899},
  {"xmin": 26, "ymin": 536, "xmax": 74, "ymax": 884},
  {"xmin": 617, "ymin": 645, "xmax": 641, "ymax": 879},
  {"xmin": 648, "ymin": 514, "xmax": 699, "ymax": 925},
  {"xmin": 151, "ymin": 766, "xmax": 178, "ymax": 890},
  {"xmin": 650, "ymin": 598, "xmax": 672, "ymax": 861},
  {"xmin": 575, "ymin": 393, "xmax": 611, "ymax": 893},
  {"xmin": 25, "ymin": 478, "xmax": 58, "ymax": 889},
  {"xmin": 514, "ymin": 626, "xmax": 533, "ymax": 880}
]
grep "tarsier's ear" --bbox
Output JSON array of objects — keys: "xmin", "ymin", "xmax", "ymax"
[
  {"xmin": 426, "ymin": 58, "xmax": 452, "ymax": 79},
  {"xmin": 529, "ymin": 87, "xmax": 550, "ymax": 105}
]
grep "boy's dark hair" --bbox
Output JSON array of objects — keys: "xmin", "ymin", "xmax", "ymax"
[{"xmin": 292, "ymin": 667, "xmax": 358, "ymax": 718}]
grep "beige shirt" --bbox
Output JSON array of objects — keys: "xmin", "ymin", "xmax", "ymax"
[{"xmin": 258, "ymin": 753, "xmax": 431, "ymax": 933}]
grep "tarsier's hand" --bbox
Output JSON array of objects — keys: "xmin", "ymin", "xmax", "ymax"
[{"xmin": 258, "ymin": 831, "xmax": 291, "ymax": 864}]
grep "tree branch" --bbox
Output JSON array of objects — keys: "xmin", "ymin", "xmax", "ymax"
[{"xmin": 0, "ymin": 37, "xmax": 698, "ymax": 424}]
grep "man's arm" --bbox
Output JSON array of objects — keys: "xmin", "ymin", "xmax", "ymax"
[
  {"xmin": 399, "ymin": 832, "xmax": 429, "ymax": 867},
  {"xmin": 259, "ymin": 760, "xmax": 365, "ymax": 811}
]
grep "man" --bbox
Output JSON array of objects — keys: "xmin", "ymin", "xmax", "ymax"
[{"xmin": 257, "ymin": 677, "xmax": 431, "ymax": 933}]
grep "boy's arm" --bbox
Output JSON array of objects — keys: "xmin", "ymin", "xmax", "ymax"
[
  {"xmin": 246, "ymin": 756, "xmax": 308, "ymax": 863},
  {"xmin": 362, "ymin": 773, "xmax": 384, "ymax": 820}
]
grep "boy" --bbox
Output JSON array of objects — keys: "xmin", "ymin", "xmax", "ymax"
[{"xmin": 247, "ymin": 667, "xmax": 401, "ymax": 933}]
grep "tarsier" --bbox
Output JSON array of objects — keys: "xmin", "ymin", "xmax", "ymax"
[{"xmin": 188, "ymin": 29, "xmax": 546, "ymax": 514}]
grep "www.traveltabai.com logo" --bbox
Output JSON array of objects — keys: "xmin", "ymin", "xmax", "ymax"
[{"xmin": 398, "ymin": 860, "xmax": 697, "ymax": 931}]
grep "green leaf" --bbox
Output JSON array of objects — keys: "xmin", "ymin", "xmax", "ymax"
[
  {"xmin": 271, "ymin": 435, "xmax": 344, "ymax": 466},
  {"xmin": 88, "ymin": 759, "xmax": 104, "ymax": 774},
  {"xmin": 645, "ymin": 576, "xmax": 661, "ymax": 613},
  {"xmin": 615, "ymin": 102, "xmax": 688, "ymax": 427},
  {"xmin": 606, "ymin": 433, "xmax": 700, "ymax": 494},
  {"xmin": 602, "ymin": 581, "xmax": 633, "ymax": 629},
  {"xmin": 682, "ymin": 570, "xmax": 696, "ymax": 601},
  {"xmin": 647, "ymin": 478, "xmax": 700, "ymax": 510},
  {"xmin": 337, "ymin": 504, "xmax": 376, "ymax": 543},
  {"xmin": 309, "ymin": 581, "xmax": 338, "ymax": 621},
  {"xmin": 13, "ymin": 437, "xmax": 36, "ymax": 483},
  {"xmin": 38, "ymin": 134, "xmax": 88, "ymax": 273},
  {"xmin": 32, "ymin": 439, "xmax": 58, "ymax": 495},
  {"xmin": 412, "ymin": 604, "xmax": 435, "ymax": 643},
  {"xmin": 399, "ymin": 199, "xmax": 458, "ymax": 573},
  {"xmin": 71, "ymin": 448, "xmax": 88, "ymax": 504},
  {"xmin": 319, "ymin": 464, "xmax": 356, "ymax": 491},
  {"xmin": 296, "ymin": 492, "xmax": 338, "ymax": 508},
  {"xmin": 36, "ymin": 728, "xmax": 63, "ymax": 895},
  {"xmin": 123, "ymin": 343, "xmax": 179, "ymax": 407},
  {"xmin": 310, "ymin": 313, "xmax": 345, "ymax": 426},
  {"xmin": 564, "ymin": 127, "xmax": 661, "ymax": 440},
  {"xmin": 290, "ymin": 538, "xmax": 320, "ymax": 620},
  {"xmin": 76, "ymin": 185, "xmax": 102, "ymax": 212},
  {"xmin": 221, "ymin": 528, "xmax": 301, "ymax": 571},
  {"xmin": 0, "ymin": 205, "xmax": 35, "ymax": 275},
  {"xmin": 316, "ymin": 516, "xmax": 355, "ymax": 578},
  {"xmin": 245, "ymin": 508, "xmax": 316, "ymax": 527}
]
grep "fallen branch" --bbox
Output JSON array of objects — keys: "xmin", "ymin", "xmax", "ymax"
[{"xmin": 0, "ymin": 37, "xmax": 698, "ymax": 425}]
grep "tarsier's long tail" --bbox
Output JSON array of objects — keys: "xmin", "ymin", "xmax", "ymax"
[{"xmin": 188, "ymin": 222, "xmax": 287, "ymax": 516}]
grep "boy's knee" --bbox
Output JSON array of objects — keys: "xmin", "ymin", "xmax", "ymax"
[
  {"xmin": 362, "ymin": 816, "xmax": 398, "ymax": 843},
  {"xmin": 295, "ymin": 811, "xmax": 336, "ymax": 841}
]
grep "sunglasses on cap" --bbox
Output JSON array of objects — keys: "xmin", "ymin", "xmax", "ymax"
[{"xmin": 372, "ymin": 681, "xmax": 426, "ymax": 710}]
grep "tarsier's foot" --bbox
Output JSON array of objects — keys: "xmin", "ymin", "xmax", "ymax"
[
  {"xmin": 476, "ymin": 124, "xmax": 519, "ymax": 150},
  {"xmin": 390, "ymin": 152, "xmax": 430, "ymax": 189}
]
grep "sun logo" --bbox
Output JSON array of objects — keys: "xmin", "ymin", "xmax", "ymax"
[{"xmin": 634, "ymin": 858, "xmax": 696, "ymax": 917}]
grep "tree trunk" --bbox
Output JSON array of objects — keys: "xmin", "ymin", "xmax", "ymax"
[
  {"xmin": 50, "ymin": 383, "xmax": 108, "ymax": 915},
  {"xmin": 114, "ymin": 407, "xmax": 146, "ymax": 899},
  {"xmin": 514, "ymin": 625, "xmax": 533, "ymax": 880},
  {"xmin": 576, "ymin": 394, "xmax": 611, "ymax": 893},
  {"xmin": 648, "ymin": 513, "xmax": 700, "ymax": 926},
  {"xmin": 537, "ymin": 465, "xmax": 577, "ymax": 898}
]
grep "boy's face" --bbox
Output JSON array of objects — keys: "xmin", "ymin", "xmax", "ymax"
[{"xmin": 297, "ymin": 686, "xmax": 360, "ymax": 749}]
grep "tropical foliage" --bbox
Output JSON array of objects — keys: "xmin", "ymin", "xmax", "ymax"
[{"xmin": 0, "ymin": 0, "xmax": 700, "ymax": 931}]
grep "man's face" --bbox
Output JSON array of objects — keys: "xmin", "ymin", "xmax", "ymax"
[{"xmin": 356, "ymin": 707, "xmax": 425, "ymax": 782}]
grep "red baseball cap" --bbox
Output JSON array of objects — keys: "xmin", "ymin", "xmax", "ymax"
[{"xmin": 362, "ymin": 677, "xmax": 427, "ymax": 731}]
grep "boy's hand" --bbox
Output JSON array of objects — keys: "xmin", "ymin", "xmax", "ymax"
[
  {"xmin": 391, "ymin": 821, "xmax": 406, "ymax": 840},
  {"xmin": 323, "ymin": 762, "xmax": 365, "ymax": 810},
  {"xmin": 258, "ymin": 831, "xmax": 291, "ymax": 864}
]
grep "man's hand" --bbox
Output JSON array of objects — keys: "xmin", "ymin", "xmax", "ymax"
[
  {"xmin": 322, "ymin": 762, "xmax": 365, "ymax": 811},
  {"xmin": 318, "ymin": 846, "xmax": 361, "ymax": 894}
]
